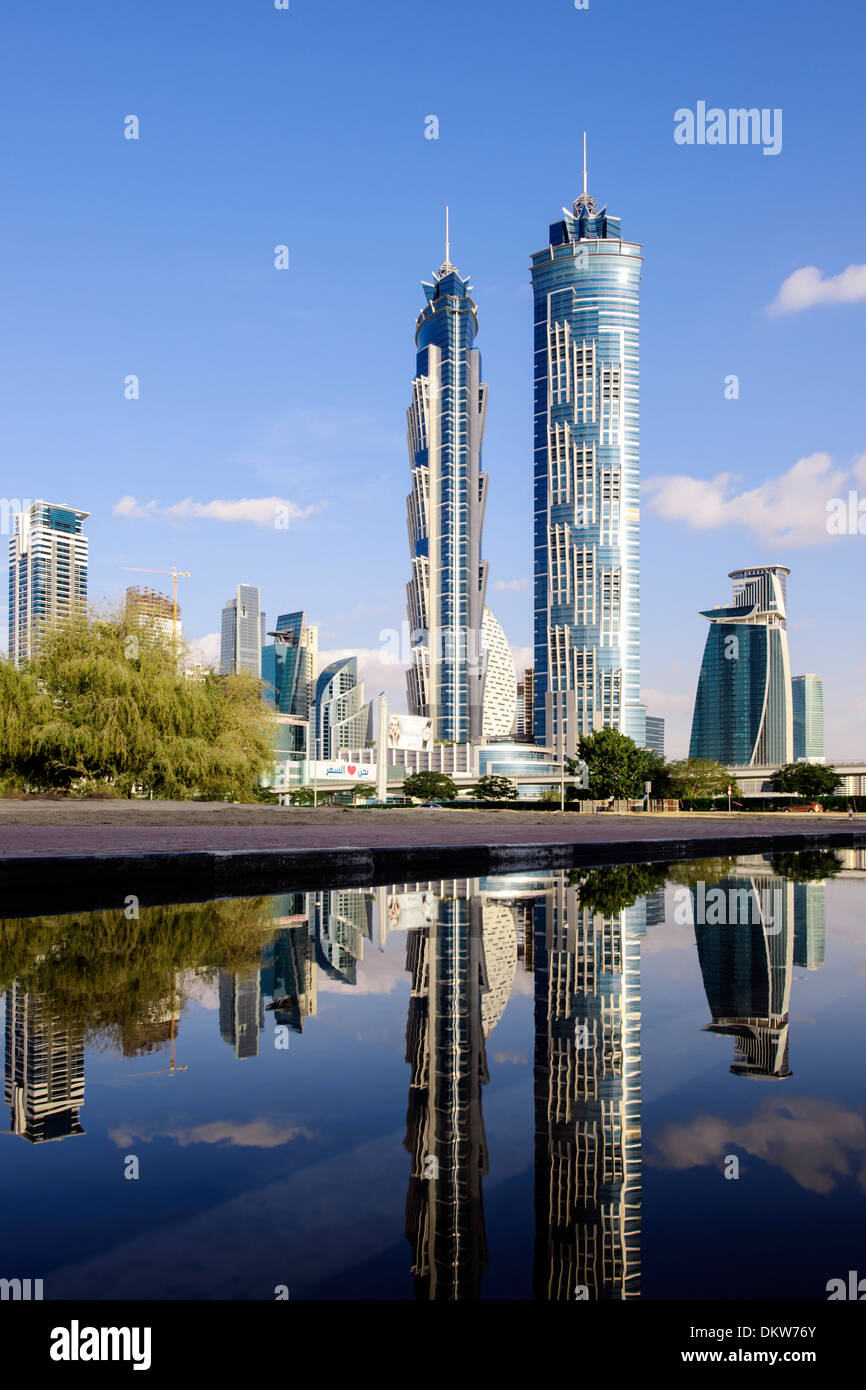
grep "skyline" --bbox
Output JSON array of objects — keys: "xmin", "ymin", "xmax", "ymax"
[{"xmin": 2, "ymin": 0, "xmax": 864, "ymax": 758}]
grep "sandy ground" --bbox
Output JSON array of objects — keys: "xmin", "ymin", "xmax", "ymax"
[{"xmin": 0, "ymin": 799, "xmax": 858, "ymax": 857}]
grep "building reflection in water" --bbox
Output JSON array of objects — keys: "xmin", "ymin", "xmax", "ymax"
[
  {"xmin": 3, "ymin": 853, "xmax": 854, "ymax": 1293},
  {"xmin": 692, "ymin": 856, "xmax": 828, "ymax": 1080},
  {"xmin": 530, "ymin": 876, "xmax": 643, "ymax": 1300},
  {"xmin": 4, "ymin": 982, "xmax": 85, "ymax": 1143}
]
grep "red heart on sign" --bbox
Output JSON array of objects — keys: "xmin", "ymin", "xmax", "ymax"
[{"xmin": 347, "ymin": 765, "xmax": 356, "ymax": 775}]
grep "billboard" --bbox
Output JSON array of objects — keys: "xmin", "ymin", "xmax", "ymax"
[
  {"xmin": 387, "ymin": 712, "xmax": 433, "ymax": 752},
  {"xmin": 307, "ymin": 761, "xmax": 376, "ymax": 782},
  {"xmin": 385, "ymin": 891, "xmax": 438, "ymax": 930}
]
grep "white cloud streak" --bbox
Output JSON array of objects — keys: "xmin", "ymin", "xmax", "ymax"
[
  {"xmin": 768, "ymin": 263, "xmax": 866, "ymax": 316},
  {"xmin": 113, "ymin": 495, "xmax": 323, "ymax": 528}
]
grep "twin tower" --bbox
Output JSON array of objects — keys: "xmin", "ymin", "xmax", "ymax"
[{"xmin": 405, "ymin": 175, "xmax": 643, "ymax": 755}]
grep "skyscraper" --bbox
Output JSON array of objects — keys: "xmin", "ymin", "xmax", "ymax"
[
  {"xmin": 220, "ymin": 584, "xmax": 266, "ymax": 677},
  {"xmin": 480, "ymin": 607, "xmax": 518, "ymax": 738},
  {"xmin": 689, "ymin": 566, "xmax": 793, "ymax": 766},
  {"xmin": 531, "ymin": 151, "xmax": 644, "ymax": 755},
  {"xmin": 314, "ymin": 655, "xmax": 371, "ymax": 759},
  {"xmin": 7, "ymin": 501, "xmax": 89, "ymax": 667},
  {"xmin": 261, "ymin": 611, "xmax": 318, "ymax": 717},
  {"xmin": 405, "ymin": 227, "xmax": 504, "ymax": 743},
  {"xmin": 792, "ymin": 674, "xmax": 824, "ymax": 761}
]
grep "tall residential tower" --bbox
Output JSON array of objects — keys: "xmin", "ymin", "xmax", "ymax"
[
  {"xmin": 8, "ymin": 501, "xmax": 89, "ymax": 667},
  {"xmin": 531, "ymin": 153, "xmax": 644, "ymax": 755},
  {"xmin": 406, "ymin": 226, "xmax": 514, "ymax": 742}
]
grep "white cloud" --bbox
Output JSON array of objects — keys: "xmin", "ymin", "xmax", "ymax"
[
  {"xmin": 113, "ymin": 494, "xmax": 323, "ymax": 528},
  {"xmin": 493, "ymin": 577, "xmax": 528, "ymax": 592},
  {"xmin": 186, "ymin": 632, "xmax": 221, "ymax": 669},
  {"xmin": 643, "ymin": 452, "xmax": 853, "ymax": 547},
  {"xmin": 110, "ymin": 1119, "xmax": 315, "ymax": 1149},
  {"xmin": 768, "ymin": 263, "xmax": 866, "ymax": 316}
]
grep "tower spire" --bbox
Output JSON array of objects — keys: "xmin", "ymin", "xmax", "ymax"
[
  {"xmin": 437, "ymin": 204, "xmax": 456, "ymax": 277},
  {"xmin": 573, "ymin": 131, "xmax": 597, "ymax": 215}
]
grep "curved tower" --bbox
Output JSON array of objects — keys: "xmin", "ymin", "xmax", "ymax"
[
  {"xmin": 531, "ymin": 152, "xmax": 644, "ymax": 755},
  {"xmin": 689, "ymin": 565, "xmax": 793, "ymax": 766},
  {"xmin": 406, "ymin": 231, "xmax": 491, "ymax": 743}
]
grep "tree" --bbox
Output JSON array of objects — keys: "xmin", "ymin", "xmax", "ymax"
[
  {"xmin": 665, "ymin": 758, "xmax": 731, "ymax": 799},
  {"xmin": 402, "ymin": 771, "xmax": 458, "ymax": 801},
  {"xmin": 769, "ymin": 849, "xmax": 841, "ymax": 881},
  {"xmin": 771, "ymin": 763, "xmax": 840, "ymax": 798},
  {"xmin": 353, "ymin": 783, "xmax": 378, "ymax": 803},
  {"xmin": 287, "ymin": 786, "xmax": 316, "ymax": 806},
  {"xmin": 0, "ymin": 608, "xmax": 274, "ymax": 800},
  {"xmin": 569, "ymin": 863, "xmax": 668, "ymax": 916},
  {"xmin": 577, "ymin": 728, "xmax": 665, "ymax": 801},
  {"xmin": 473, "ymin": 774, "xmax": 517, "ymax": 801}
]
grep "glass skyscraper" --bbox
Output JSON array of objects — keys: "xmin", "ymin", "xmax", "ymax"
[
  {"xmin": 792, "ymin": 673, "xmax": 824, "ymax": 761},
  {"xmin": 314, "ymin": 655, "xmax": 371, "ymax": 759},
  {"xmin": 220, "ymin": 584, "xmax": 266, "ymax": 678},
  {"xmin": 7, "ymin": 501, "xmax": 89, "ymax": 668},
  {"xmin": 261, "ymin": 610, "xmax": 318, "ymax": 718},
  {"xmin": 689, "ymin": 565, "xmax": 793, "ymax": 766},
  {"xmin": 531, "ymin": 172, "xmax": 644, "ymax": 755},
  {"xmin": 405, "ymin": 239, "xmax": 491, "ymax": 743}
]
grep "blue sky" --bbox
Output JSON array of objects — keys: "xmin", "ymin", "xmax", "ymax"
[{"xmin": 2, "ymin": 0, "xmax": 864, "ymax": 756}]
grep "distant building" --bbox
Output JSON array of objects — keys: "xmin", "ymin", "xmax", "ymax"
[
  {"xmin": 262, "ymin": 611, "xmax": 318, "ymax": 717},
  {"xmin": 645, "ymin": 715, "xmax": 665, "ymax": 759},
  {"xmin": 480, "ymin": 608, "xmax": 517, "ymax": 738},
  {"xmin": 7, "ymin": 501, "xmax": 89, "ymax": 668},
  {"xmin": 314, "ymin": 656, "xmax": 372, "ymax": 759},
  {"xmin": 125, "ymin": 585, "xmax": 181, "ymax": 650},
  {"xmin": 690, "ymin": 566, "xmax": 793, "ymax": 766},
  {"xmin": 220, "ymin": 584, "xmax": 266, "ymax": 677},
  {"xmin": 515, "ymin": 666, "xmax": 534, "ymax": 741},
  {"xmin": 792, "ymin": 674, "xmax": 824, "ymax": 761}
]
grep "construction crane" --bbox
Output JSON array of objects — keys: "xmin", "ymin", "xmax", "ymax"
[
  {"xmin": 118, "ymin": 565, "xmax": 191, "ymax": 658},
  {"xmin": 117, "ymin": 984, "xmax": 188, "ymax": 1079}
]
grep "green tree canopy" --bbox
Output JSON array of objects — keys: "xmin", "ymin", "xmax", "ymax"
[
  {"xmin": 665, "ymin": 758, "xmax": 731, "ymax": 798},
  {"xmin": 769, "ymin": 849, "xmax": 842, "ymax": 881},
  {"xmin": 402, "ymin": 771, "xmax": 458, "ymax": 801},
  {"xmin": 569, "ymin": 863, "xmax": 668, "ymax": 916},
  {"xmin": 770, "ymin": 762, "xmax": 840, "ymax": 798},
  {"xmin": 473, "ymin": 774, "xmax": 517, "ymax": 801},
  {"xmin": 0, "ymin": 608, "xmax": 273, "ymax": 800},
  {"xmin": 577, "ymin": 728, "xmax": 665, "ymax": 800},
  {"xmin": 0, "ymin": 897, "xmax": 275, "ymax": 1052}
]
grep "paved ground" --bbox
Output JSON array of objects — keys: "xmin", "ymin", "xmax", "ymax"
[{"xmin": 0, "ymin": 799, "xmax": 859, "ymax": 857}]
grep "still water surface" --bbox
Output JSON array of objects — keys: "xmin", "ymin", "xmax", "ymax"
[{"xmin": 1, "ymin": 850, "xmax": 864, "ymax": 1300}]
